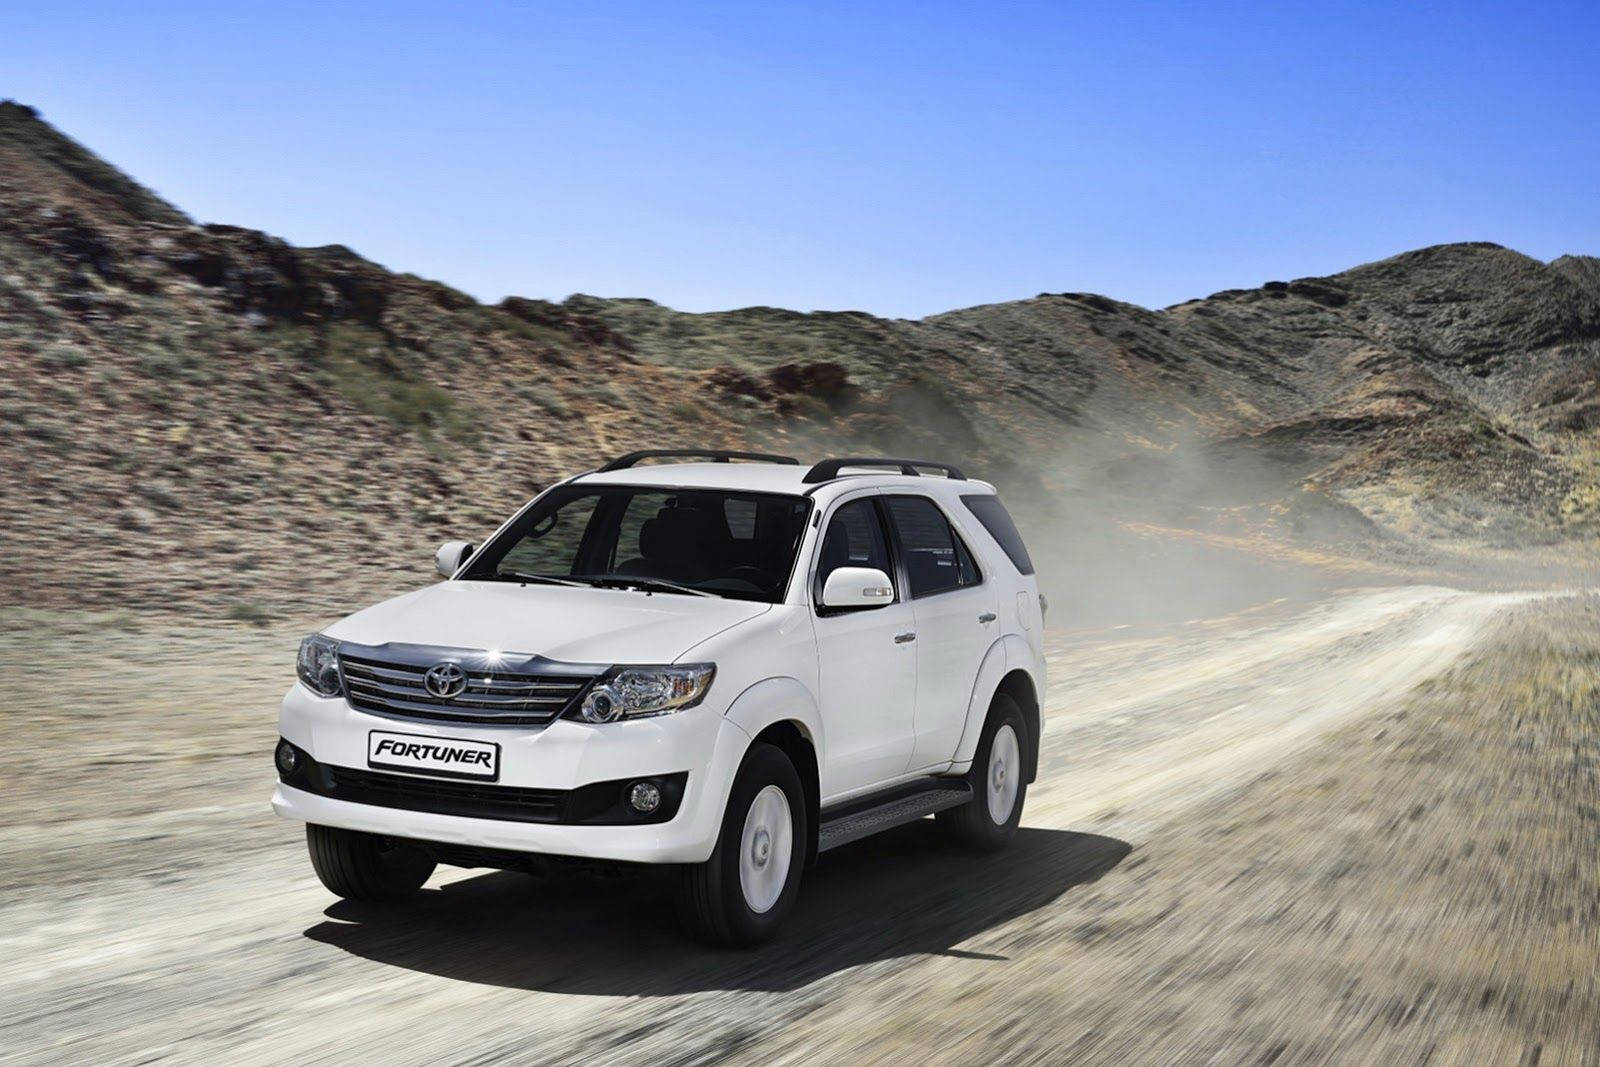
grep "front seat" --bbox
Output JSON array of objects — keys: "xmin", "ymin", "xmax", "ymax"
[
  {"xmin": 619, "ymin": 505, "xmax": 722, "ymax": 581},
  {"xmin": 817, "ymin": 515, "xmax": 852, "ymax": 583}
]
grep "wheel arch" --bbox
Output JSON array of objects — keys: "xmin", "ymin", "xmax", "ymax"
[
  {"xmin": 722, "ymin": 676, "xmax": 823, "ymax": 867},
  {"xmin": 953, "ymin": 635, "xmax": 1041, "ymax": 779},
  {"xmin": 993, "ymin": 668, "xmax": 1041, "ymax": 783},
  {"xmin": 750, "ymin": 720, "xmax": 820, "ymax": 868}
]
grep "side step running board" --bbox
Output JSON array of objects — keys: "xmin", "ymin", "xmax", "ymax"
[{"xmin": 817, "ymin": 778, "xmax": 973, "ymax": 853}]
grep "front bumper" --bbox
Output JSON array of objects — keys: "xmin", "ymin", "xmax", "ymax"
[{"xmin": 274, "ymin": 683, "xmax": 750, "ymax": 864}]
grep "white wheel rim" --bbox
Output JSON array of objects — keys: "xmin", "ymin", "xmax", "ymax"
[
  {"xmin": 986, "ymin": 724, "xmax": 1021, "ymax": 825},
  {"xmin": 738, "ymin": 784, "xmax": 794, "ymax": 914}
]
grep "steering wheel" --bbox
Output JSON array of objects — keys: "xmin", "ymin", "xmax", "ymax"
[
  {"xmin": 700, "ymin": 577, "xmax": 765, "ymax": 595},
  {"xmin": 728, "ymin": 566, "xmax": 772, "ymax": 587}
]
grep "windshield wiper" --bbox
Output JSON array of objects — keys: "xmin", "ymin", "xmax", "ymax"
[
  {"xmin": 577, "ymin": 574, "xmax": 717, "ymax": 598},
  {"xmin": 491, "ymin": 570, "xmax": 590, "ymax": 588}
]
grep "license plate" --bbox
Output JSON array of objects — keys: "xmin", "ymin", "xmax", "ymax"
[{"xmin": 367, "ymin": 730, "xmax": 500, "ymax": 781}]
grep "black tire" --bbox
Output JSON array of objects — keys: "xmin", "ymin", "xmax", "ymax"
[
  {"xmin": 938, "ymin": 693, "xmax": 1028, "ymax": 851},
  {"xmin": 306, "ymin": 824, "xmax": 436, "ymax": 901},
  {"xmin": 677, "ymin": 742, "xmax": 807, "ymax": 947}
]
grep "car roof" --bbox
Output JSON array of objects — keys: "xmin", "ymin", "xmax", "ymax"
[{"xmin": 572, "ymin": 461, "xmax": 994, "ymax": 499}]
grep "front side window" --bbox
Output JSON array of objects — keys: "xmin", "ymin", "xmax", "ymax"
[
  {"xmin": 884, "ymin": 495, "xmax": 981, "ymax": 598},
  {"xmin": 462, "ymin": 486, "xmax": 812, "ymax": 602},
  {"xmin": 817, "ymin": 498, "xmax": 894, "ymax": 590}
]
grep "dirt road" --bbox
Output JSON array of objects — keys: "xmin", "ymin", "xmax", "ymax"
[{"xmin": 3, "ymin": 586, "xmax": 1594, "ymax": 1065}]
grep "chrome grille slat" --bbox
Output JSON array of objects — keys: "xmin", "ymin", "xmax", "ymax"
[
  {"xmin": 341, "ymin": 662, "xmax": 427, "ymax": 683},
  {"xmin": 348, "ymin": 691, "xmax": 571, "ymax": 717},
  {"xmin": 468, "ymin": 677, "xmax": 581, "ymax": 693},
  {"xmin": 342, "ymin": 662, "xmax": 579, "ymax": 694},
  {"xmin": 338, "ymin": 650, "xmax": 596, "ymax": 726},
  {"xmin": 344, "ymin": 676, "xmax": 572, "ymax": 706}
]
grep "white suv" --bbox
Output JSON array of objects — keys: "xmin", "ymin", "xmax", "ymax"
[{"xmin": 273, "ymin": 451, "xmax": 1046, "ymax": 945}]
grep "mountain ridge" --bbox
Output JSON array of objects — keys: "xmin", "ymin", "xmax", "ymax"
[{"xmin": 2, "ymin": 101, "xmax": 1596, "ymax": 623}]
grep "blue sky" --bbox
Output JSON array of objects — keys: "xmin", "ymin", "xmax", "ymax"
[{"xmin": 5, "ymin": 1, "xmax": 1597, "ymax": 317}]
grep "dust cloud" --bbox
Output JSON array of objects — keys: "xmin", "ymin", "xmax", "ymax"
[{"xmin": 997, "ymin": 428, "xmax": 1350, "ymax": 628}]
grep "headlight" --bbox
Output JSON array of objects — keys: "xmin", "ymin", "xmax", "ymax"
[
  {"xmin": 576, "ymin": 664, "xmax": 715, "ymax": 723},
  {"xmin": 297, "ymin": 634, "xmax": 343, "ymax": 697}
]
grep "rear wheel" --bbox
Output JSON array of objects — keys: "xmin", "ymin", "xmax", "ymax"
[
  {"xmin": 306, "ymin": 824, "xmax": 436, "ymax": 901},
  {"xmin": 677, "ymin": 743, "xmax": 806, "ymax": 946},
  {"xmin": 938, "ymin": 693, "xmax": 1028, "ymax": 850}
]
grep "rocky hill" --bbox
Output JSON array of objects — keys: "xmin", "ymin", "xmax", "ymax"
[{"xmin": 2, "ymin": 100, "xmax": 1596, "ymax": 624}]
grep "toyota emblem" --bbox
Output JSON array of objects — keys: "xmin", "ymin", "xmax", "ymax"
[{"xmin": 423, "ymin": 662, "xmax": 468, "ymax": 699}]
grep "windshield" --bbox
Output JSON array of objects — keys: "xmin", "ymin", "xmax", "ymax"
[{"xmin": 461, "ymin": 485, "xmax": 813, "ymax": 603}]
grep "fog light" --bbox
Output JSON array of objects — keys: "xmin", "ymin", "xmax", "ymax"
[
  {"xmin": 275, "ymin": 740, "xmax": 298, "ymax": 776},
  {"xmin": 628, "ymin": 781, "xmax": 662, "ymax": 814}
]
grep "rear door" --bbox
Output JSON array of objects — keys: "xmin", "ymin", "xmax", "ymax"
[
  {"xmin": 810, "ymin": 495, "xmax": 920, "ymax": 798},
  {"xmin": 882, "ymin": 494, "xmax": 999, "ymax": 771}
]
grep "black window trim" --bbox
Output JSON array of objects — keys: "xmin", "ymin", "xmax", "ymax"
[
  {"xmin": 880, "ymin": 492, "xmax": 985, "ymax": 601},
  {"xmin": 811, "ymin": 492, "xmax": 905, "ymax": 617}
]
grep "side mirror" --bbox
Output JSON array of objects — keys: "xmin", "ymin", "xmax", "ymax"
[
  {"xmin": 821, "ymin": 566, "xmax": 895, "ymax": 609},
  {"xmin": 435, "ymin": 540, "xmax": 475, "ymax": 578}
]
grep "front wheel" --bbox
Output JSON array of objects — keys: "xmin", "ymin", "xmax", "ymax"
[
  {"xmin": 938, "ymin": 693, "xmax": 1028, "ymax": 850},
  {"xmin": 306, "ymin": 824, "xmax": 436, "ymax": 901},
  {"xmin": 677, "ymin": 743, "xmax": 806, "ymax": 946}
]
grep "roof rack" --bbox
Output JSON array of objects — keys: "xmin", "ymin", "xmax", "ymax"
[
  {"xmin": 598, "ymin": 449, "xmax": 801, "ymax": 472},
  {"xmin": 801, "ymin": 457, "xmax": 967, "ymax": 484}
]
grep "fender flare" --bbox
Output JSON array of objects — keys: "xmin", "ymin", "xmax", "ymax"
[
  {"xmin": 722, "ymin": 676, "xmax": 824, "ymax": 753},
  {"xmin": 952, "ymin": 633, "xmax": 1040, "ymax": 769},
  {"xmin": 722, "ymin": 676, "xmax": 824, "ymax": 863}
]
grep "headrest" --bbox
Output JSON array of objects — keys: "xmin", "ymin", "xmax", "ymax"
[
  {"xmin": 639, "ymin": 507, "xmax": 720, "ymax": 561},
  {"xmin": 819, "ymin": 522, "xmax": 852, "ymax": 573}
]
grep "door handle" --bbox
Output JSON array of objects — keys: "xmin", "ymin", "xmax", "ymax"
[
  {"xmin": 894, "ymin": 631, "xmax": 917, "ymax": 644},
  {"xmin": 978, "ymin": 612, "xmax": 997, "ymax": 624}
]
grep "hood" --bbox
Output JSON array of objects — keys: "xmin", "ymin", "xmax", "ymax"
[{"xmin": 324, "ymin": 581, "xmax": 771, "ymax": 665}]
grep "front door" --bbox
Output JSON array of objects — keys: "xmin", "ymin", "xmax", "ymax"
[{"xmin": 810, "ymin": 495, "xmax": 918, "ymax": 799}]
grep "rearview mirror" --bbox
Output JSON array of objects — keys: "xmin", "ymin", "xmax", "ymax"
[
  {"xmin": 435, "ymin": 540, "xmax": 475, "ymax": 578},
  {"xmin": 821, "ymin": 566, "xmax": 895, "ymax": 609}
]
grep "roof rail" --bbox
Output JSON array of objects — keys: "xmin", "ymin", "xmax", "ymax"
[
  {"xmin": 598, "ymin": 449, "xmax": 801, "ymax": 472},
  {"xmin": 801, "ymin": 457, "xmax": 967, "ymax": 484}
]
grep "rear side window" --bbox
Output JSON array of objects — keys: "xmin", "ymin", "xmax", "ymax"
[
  {"xmin": 961, "ymin": 494, "xmax": 1035, "ymax": 575},
  {"xmin": 884, "ymin": 496, "xmax": 981, "ymax": 598}
]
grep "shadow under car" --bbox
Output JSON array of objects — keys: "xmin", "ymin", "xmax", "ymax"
[{"xmin": 302, "ymin": 822, "xmax": 1131, "ymax": 995}]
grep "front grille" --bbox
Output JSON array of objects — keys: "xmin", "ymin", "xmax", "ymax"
[
  {"xmin": 340, "ymin": 653, "xmax": 594, "ymax": 725},
  {"xmin": 327, "ymin": 766, "xmax": 567, "ymax": 823}
]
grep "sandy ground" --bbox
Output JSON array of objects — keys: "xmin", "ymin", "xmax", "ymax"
[{"xmin": 2, "ymin": 586, "xmax": 1596, "ymax": 1065}]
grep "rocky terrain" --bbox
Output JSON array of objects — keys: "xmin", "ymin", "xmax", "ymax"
[{"xmin": 2, "ymin": 100, "xmax": 1597, "ymax": 628}]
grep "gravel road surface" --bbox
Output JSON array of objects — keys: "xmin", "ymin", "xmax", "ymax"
[{"xmin": 3, "ymin": 587, "xmax": 1594, "ymax": 1065}]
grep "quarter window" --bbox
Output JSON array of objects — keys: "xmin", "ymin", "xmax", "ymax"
[
  {"xmin": 960, "ymin": 494, "xmax": 1035, "ymax": 575},
  {"xmin": 884, "ymin": 496, "xmax": 981, "ymax": 597}
]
